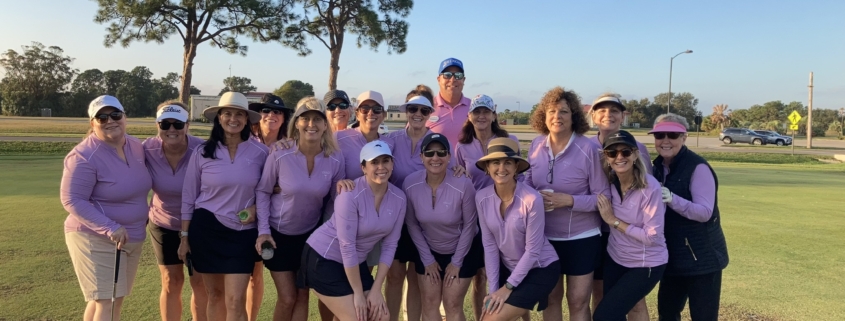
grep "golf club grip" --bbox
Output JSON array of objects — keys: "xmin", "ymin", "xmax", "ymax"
[
  {"xmin": 113, "ymin": 249, "xmax": 121, "ymax": 283},
  {"xmin": 186, "ymin": 254, "xmax": 194, "ymax": 276}
]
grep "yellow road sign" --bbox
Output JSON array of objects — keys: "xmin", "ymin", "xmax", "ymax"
[
  {"xmin": 788, "ymin": 111, "xmax": 802, "ymax": 124},
  {"xmin": 789, "ymin": 124, "xmax": 799, "ymax": 130}
]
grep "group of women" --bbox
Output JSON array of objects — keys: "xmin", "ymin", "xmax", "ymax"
[{"xmin": 61, "ymin": 84, "xmax": 727, "ymax": 321}]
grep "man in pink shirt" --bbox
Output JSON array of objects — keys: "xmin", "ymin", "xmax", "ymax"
[{"xmin": 427, "ymin": 58, "xmax": 471, "ymax": 148}]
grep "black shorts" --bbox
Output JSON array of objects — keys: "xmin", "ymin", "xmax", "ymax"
[
  {"xmin": 549, "ymin": 235, "xmax": 602, "ymax": 276},
  {"xmin": 148, "ymin": 222, "xmax": 182, "ymax": 265},
  {"xmin": 593, "ymin": 232, "xmax": 610, "ymax": 280},
  {"xmin": 497, "ymin": 260, "xmax": 561, "ymax": 311},
  {"xmin": 264, "ymin": 228, "xmax": 312, "ymax": 272},
  {"xmin": 394, "ymin": 225, "xmax": 420, "ymax": 264},
  {"xmin": 462, "ymin": 232, "xmax": 485, "ymax": 272},
  {"xmin": 413, "ymin": 236, "xmax": 483, "ymax": 279},
  {"xmin": 188, "ymin": 208, "xmax": 260, "ymax": 274},
  {"xmin": 297, "ymin": 244, "xmax": 374, "ymax": 297}
]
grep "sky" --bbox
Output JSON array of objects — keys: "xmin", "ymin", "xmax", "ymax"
[{"xmin": 1, "ymin": 0, "xmax": 843, "ymax": 114}]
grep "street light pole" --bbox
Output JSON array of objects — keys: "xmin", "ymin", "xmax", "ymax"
[{"xmin": 667, "ymin": 49, "xmax": 693, "ymax": 113}]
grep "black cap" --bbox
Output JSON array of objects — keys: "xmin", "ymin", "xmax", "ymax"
[
  {"xmin": 248, "ymin": 93, "xmax": 289, "ymax": 112},
  {"xmin": 421, "ymin": 133, "xmax": 451, "ymax": 153},
  {"xmin": 602, "ymin": 130, "xmax": 638, "ymax": 150},
  {"xmin": 323, "ymin": 90, "xmax": 351, "ymax": 106}
]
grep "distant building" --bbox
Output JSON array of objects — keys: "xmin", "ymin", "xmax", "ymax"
[
  {"xmin": 583, "ymin": 104, "xmax": 631, "ymax": 128},
  {"xmin": 386, "ymin": 105, "xmax": 406, "ymax": 122}
]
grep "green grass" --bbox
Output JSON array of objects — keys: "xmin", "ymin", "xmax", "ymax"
[
  {"xmin": 0, "ymin": 117, "xmax": 211, "ymax": 138},
  {"xmin": 1, "ymin": 156, "xmax": 843, "ymax": 320}
]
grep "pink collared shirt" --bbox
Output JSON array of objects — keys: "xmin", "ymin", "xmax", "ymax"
[
  {"xmin": 143, "ymin": 135, "xmax": 205, "ymax": 231},
  {"xmin": 61, "ymin": 134, "xmax": 152, "ymax": 242},
  {"xmin": 306, "ymin": 176, "xmax": 407, "ymax": 268},
  {"xmin": 403, "ymin": 170, "xmax": 477, "ymax": 267},
  {"xmin": 607, "ymin": 175, "xmax": 668, "ymax": 268},
  {"xmin": 255, "ymin": 147, "xmax": 345, "ymax": 236},
  {"xmin": 477, "ymin": 182, "xmax": 559, "ymax": 290},
  {"xmin": 181, "ymin": 140, "xmax": 269, "ymax": 230},
  {"xmin": 426, "ymin": 95, "xmax": 471, "ymax": 148},
  {"xmin": 454, "ymin": 134, "xmax": 520, "ymax": 190},
  {"xmin": 335, "ymin": 128, "xmax": 395, "ymax": 180}
]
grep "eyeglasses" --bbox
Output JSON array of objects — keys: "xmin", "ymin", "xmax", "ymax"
[
  {"xmin": 423, "ymin": 150, "xmax": 448, "ymax": 158},
  {"xmin": 158, "ymin": 121, "xmax": 186, "ymax": 130},
  {"xmin": 546, "ymin": 159, "xmax": 554, "ymax": 184},
  {"xmin": 440, "ymin": 72, "xmax": 465, "ymax": 80},
  {"xmin": 654, "ymin": 132, "xmax": 683, "ymax": 140},
  {"xmin": 358, "ymin": 104, "xmax": 384, "ymax": 114},
  {"xmin": 326, "ymin": 103, "xmax": 350, "ymax": 111},
  {"xmin": 94, "ymin": 111, "xmax": 124, "ymax": 124},
  {"xmin": 406, "ymin": 105, "xmax": 432, "ymax": 116},
  {"xmin": 260, "ymin": 108, "xmax": 283, "ymax": 115},
  {"xmin": 604, "ymin": 149, "xmax": 634, "ymax": 158}
]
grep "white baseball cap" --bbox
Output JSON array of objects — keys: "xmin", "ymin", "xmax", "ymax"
[
  {"xmin": 156, "ymin": 105, "xmax": 189, "ymax": 122},
  {"xmin": 360, "ymin": 140, "xmax": 393, "ymax": 162},
  {"xmin": 87, "ymin": 95, "xmax": 125, "ymax": 119},
  {"xmin": 469, "ymin": 94, "xmax": 496, "ymax": 113},
  {"xmin": 399, "ymin": 96, "xmax": 433, "ymax": 113}
]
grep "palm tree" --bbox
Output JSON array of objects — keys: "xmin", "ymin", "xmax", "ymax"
[{"xmin": 710, "ymin": 104, "xmax": 729, "ymax": 129}]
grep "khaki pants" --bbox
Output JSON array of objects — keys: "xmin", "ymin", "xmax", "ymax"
[{"xmin": 65, "ymin": 232, "xmax": 143, "ymax": 301}]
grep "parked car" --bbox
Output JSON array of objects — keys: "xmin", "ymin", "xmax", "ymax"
[
  {"xmin": 379, "ymin": 123, "xmax": 389, "ymax": 135},
  {"xmin": 754, "ymin": 130, "xmax": 793, "ymax": 146},
  {"xmin": 719, "ymin": 128, "xmax": 769, "ymax": 145}
]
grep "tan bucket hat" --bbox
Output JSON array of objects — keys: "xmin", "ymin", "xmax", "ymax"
[
  {"xmin": 474, "ymin": 137, "xmax": 529, "ymax": 174},
  {"xmin": 202, "ymin": 92, "xmax": 261, "ymax": 123}
]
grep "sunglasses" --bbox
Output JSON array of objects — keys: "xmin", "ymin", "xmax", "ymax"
[
  {"xmin": 604, "ymin": 149, "xmax": 635, "ymax": 158},
  {"xmin": 260, "ymin": 108, "xmax": 283, "ymax": 115},
  {"xmin": 358, "ymin": 105, "xmax": 384, "ymax": 114},
  {"xmin": 406, "ymin": 105, "xmax": 432, "ymax": 116},
  {"xmin": 440, "ymin": 72, "xmax": 465, "ymax": 80},
  {"xmin": 94, "ymin": 111, "xmax": 124, "ymax": 124},
  {"xmin": 158, "ymin": 121, "xmax": 186, "ymax": 130},
  {"xmin": 653, "ymin": 132, "xmax": 684, "ymax": 140},
  {"xmin": 423, "ymin": 150, "xmax": 448, "ymax": 158},
  {"xmin": 326, "ymin": 102, "xmax": 350, "ymax": 111},
  {"xmin": 547, "ymin": 159, "xmax": 554, "ymax": 184}
]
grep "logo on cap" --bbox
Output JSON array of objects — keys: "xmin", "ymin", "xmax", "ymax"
[
  {"xmin": 163, "ymin": 106, "xmax": 182, "ymax": 113},
  {"xmin": 375, "ymin": 144, "xmax": 383, "ymax": 148},
  {"xmin": 432, "ymin": 134, "xmax": 440, "ymax": 138},
  {"xmin": 611, "ymin": 133, "xmax": 623, "ymax": 138},
  {"xmin": 274, "ymin": 100, "xmax": 280, "ymax": 104}
]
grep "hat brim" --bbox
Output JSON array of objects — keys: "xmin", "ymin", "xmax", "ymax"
[
  {"xmin": 474, "ymin": 153, "xmax": 530, "ymax": 174},
  {"xmin": 248, "ymin": 102, "xmax": 292, "ymax": 112},
  {"xmin": 203, "ymin": 106, "xmax": 261, "ymax": 124},
  {"xmin": 603, "ymin": 141, "xmax": 638, "ymax": 150},
  {"xmin": 591, "ymin": 101, "xmax": 626, "ymax": 112}
]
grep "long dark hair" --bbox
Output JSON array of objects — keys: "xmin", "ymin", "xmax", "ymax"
[
  {"xmin": 202, "ymin": 114, "xmax": 253, "ymax": 159},
  {"xmin": 458, "ymin": 117, "xmax": 510, "ymax": 144}
]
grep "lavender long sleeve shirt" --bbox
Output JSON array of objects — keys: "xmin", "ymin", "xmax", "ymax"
[
  {"xmin": 336, "ymin": 128, "xmax": 395, "ymax": 180},
  {"xmin": 662, "ymin": 163, "xmax": 717, "ymax": 222},
  {"xmin": 455, "ymin": 134, "xmax": 520, "ymax": 190},
  {"xmin": 61, "ymin": 134, "xmax": 152, "ymax": 242},
  {"xmin": 524, "ymin": 134, "xmax": 611, "ymax": 239},
  {"xmin": 477, "ymin": 182, "xmax": 559, "ymax": 290},
  {"xmin": 592, "ymin": 134, "xmax": 653, "ymax": 174},
  {"xmin": 181, "ymin": 140, "xmax": 269, "ymax": 230},
  {"xmin": 143, "ymin": 135, "xmax": 205, "ymax": 231},
  {"xmin": 426, "ymin": 95, "xmax": 471, "ymax": 149},
  {"xmin": 607, "ymin": 175, "xmax": 668, "ymax": 268},
  {"xmin": 255, "ymin": 147, "xmax": 345, "ymax": 236},
  {"xmin": 402, "ymin": 170, "xmax": 477, "ymax": 267},
  {"xmin": 306, "ymin": 176, "xmax": 407, "ymax": 268},
  {"xmin": 386, "ymin": 128, "xmax": 456, "ymax": 187}
]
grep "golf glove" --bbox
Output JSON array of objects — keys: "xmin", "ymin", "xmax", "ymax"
[{"xmin": 661, "ymin": 187, "xmax": 673, "ymax": 203}]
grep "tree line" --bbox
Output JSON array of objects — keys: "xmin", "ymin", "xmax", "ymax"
[{"xmin": 704, "ymin": 101, "xmax": 844, "ymax": 137}]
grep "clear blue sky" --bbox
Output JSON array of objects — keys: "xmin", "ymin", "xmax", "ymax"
[{"xmin": 1, "ymin": 0, "xmax": 843, "ymax": 114}]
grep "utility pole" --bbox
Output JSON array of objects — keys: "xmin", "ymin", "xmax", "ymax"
[{"xmin": 806, "ymin": 72, "xmax": 813, "ymax": 149}]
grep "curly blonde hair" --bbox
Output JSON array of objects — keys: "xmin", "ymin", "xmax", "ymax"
[{"xmin": 530, "ymin": 86, "xmax": 590, "ymax": 135}]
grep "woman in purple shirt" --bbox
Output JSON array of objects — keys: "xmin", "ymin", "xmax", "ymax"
[
  {"xmin": 61, "ymin": 95, "xmax": 152, "ymax": 320},
  {"xmin": 403, "ymin": 133, "xmax": 480, "ymax": 321},
  {"xmin": 524, "ymin": 87, "xmax": 611, "ymax": 321},
  {"xmin": 249, "ymin": 93, "xmax": 292, "ymax": 147},
  {"xmin": 474, "ymin": 138, "xmax": 560, "ymax": 320},
  {"xmin": 593, "ymin": 130, "xmax": 667, "ymax": 321},
  {"xmin": 180, "ymin": 92, "xmax": 269, "ymax": 321},
  {"xmin": 299, "ymin": 140, "xmax": 406, "ymax": 321},
  {"xmin": 143, "ymin": 101, "xmax": 207, "ymax": 321},
  {"xmin": 255, "ymin": 97, "xmax": 345, "ymax": 321}
]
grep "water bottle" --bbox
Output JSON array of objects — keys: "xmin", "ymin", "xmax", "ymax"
[
  {"xmin": 238, "ymin": 210, "xmax": 249, "ymax": 222},
  {"xmin": 260, "ymin": 241, "xmax": 274, "ymax": 260}
]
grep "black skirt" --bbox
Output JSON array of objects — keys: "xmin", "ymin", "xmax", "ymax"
[
  {"xmin": 188, "ymin": 208, "xmax": 259, "ymax": 274},
  {"xmin": 498, "ymin": 260, "xmax": 561, "ymax": 311},
  {"xmin": 297, "ymin": 244, "xmax": 374, "ymax": 297},
  {"xmin": 414, "ymin": 232, "xmax": 483, "ymax": 279},
  {"xmin": 263, "ymin": 228, "xmax": 313, "ymax": 272},
  {"xmin": 394, "ymin": 225, "xmax": 421, "ymax": 264}
]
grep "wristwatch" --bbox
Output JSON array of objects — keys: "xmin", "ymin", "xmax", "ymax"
[
  {"xmin": 180, "ymin": 231, "xmax": 189, "ymax": 238},
  {"xmin": 613, "ymin": 220, "xmax": 621, "ymax": 228},
  {"xmin": 505, "ymin": 282, "xmax": 514, "ymax": 290}
]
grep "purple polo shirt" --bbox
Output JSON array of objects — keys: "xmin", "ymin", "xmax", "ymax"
[
  {"xmin": 143, "ymin": 135, "xmax": 205, "ymax": 231},
  {"xmin": 386, "ymin": 128, "xmax": 457, "ymax": 187},
  {"xmin": 403, "ymin": 170, "xmax": 477, "ymax": 267},
  {"xmin": 477, "ymin": 182, "xmax": 559, "ymax": 290},
  {"xmin": 181, "ymin": 140, "xmax": 269, "ymax": 230},
  {"xmin": 662, "ymin": 164, "xmax": 717, "ymax": 222},
  {"xmin": 61, "ymin": 134, "xmax": 152, "ymax": 242},
  {"xmin": 306, "ymin": 176, "xmax": 407, "ymax": 268},
  {"xmin": 607, "ymin": 175, "xmax": 668, "ymax": 268},
  {"xmin": 426, "ymin": 95, "xmax": 470, "ymax": 148},
  {"xmin": 524, "ymin": 134, "xmax": 611, "ymax": 239},
  {"xmin": 454, "ymin": 134, "xmax": 520, "ymax": 190},
  {"xmin": 255, "ymin": 147, "xmax": 346, "ymax": 236},
  {"xmin": 335, "ymin": 128, "xmax": 395, "ymax": 180},
  {"xmin": 592, "ymin": 134, "xmax": 653, "ymax": 175}
]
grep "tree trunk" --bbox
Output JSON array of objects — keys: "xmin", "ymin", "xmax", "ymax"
[
  {"xmin": 328, "ymin": 48, "xmax": 341, "ymax": 90},
  {"xmin": 179, "ymin": 42, "xmax": 198, "ymax": 105}
]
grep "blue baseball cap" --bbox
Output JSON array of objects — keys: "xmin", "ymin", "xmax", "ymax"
[{"xmin": 438, "ymin": 58, "xmax": 464, "ymax": 74}]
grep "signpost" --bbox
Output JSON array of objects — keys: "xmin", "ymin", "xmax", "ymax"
[
  {"xmin": 788, "ymin": 110, "xmax": 802, "ymax": 155},
  {"xmin": 694, "ymin": 113, "xmax": 703, "ymax": 147}
]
